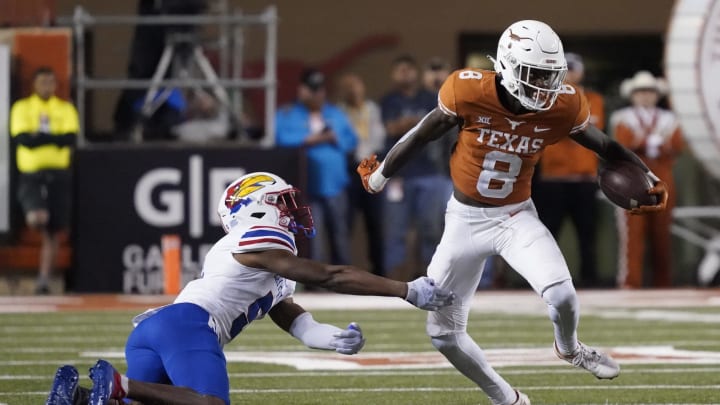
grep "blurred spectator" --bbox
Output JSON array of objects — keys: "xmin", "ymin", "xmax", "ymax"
[
  {"xmin": 172, "ymin": 88, "xmax": 231, "ymax": 142},
  {"xmin": 380, "ymin": 55, "xmax": 452, "ymax": 280},
  {"xmin": 276, "ymin": 68, "xmax": 358, "ymax": 265},
  {"xmin": 534, "ymin": 53, "xmax": 605, "ymax": 288},
  {"xmin": 422, "ymin": 57, "xmax": 451, "ymax": 93},
  {"xmin": 610, "ymin": 71, "xmax": 685, "ymax": 288},
  {"xmin": 422, "ymin": 57, "xmax": 457, "ymax": 175},
  {"xmin": 10, "ymin": 67, "xmax": 78, "ymax": 294},
  {"xmin": 336, "ymin": 73, "xmax": 386, "ymax": 275}
]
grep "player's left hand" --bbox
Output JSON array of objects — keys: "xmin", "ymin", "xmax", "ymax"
[
  {"xmin": 630, "ymin": 180, "xmax": 668, "ymax": 215},
  {"xmin": 330, "ymin": 322, "xmax": 365, "ymax": 355}
]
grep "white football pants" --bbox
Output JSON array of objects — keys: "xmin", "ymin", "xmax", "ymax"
[{"xmin": 426, "ymin": 194, "xmax": 577, "ymax": 405}]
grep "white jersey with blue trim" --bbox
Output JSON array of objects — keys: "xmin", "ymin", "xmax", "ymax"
[{"xmin": 174, "ymin": 223, "xmax": 298, "ymax": 345}]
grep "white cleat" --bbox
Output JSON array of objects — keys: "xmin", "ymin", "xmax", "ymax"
[
  {"xmin": 510, "ymin": 390, "xmax": 530, "ymax": 405},
  {"xmin": 555, "ymin": 341, "xmax": 620, "ymax": 379}
]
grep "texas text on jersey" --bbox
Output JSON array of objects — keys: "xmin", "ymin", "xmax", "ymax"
[{"xmin": 438, "ymin": 69, "xmax": 590, "ymax": 205}]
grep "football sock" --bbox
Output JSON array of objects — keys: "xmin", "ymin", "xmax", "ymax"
[
  {"xmin": 542, "ymin": 279, "xmax": 579, "ymax": 355},
  {"xmin": 431, "ymin": 333, "xmax": 516, "ymax": 405}
]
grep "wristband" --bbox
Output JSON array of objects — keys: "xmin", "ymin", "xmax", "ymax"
[
  {"xmin": 646, "ymin": 171, "xmax": 660, "ymax": 182},
  {"xmin": 368, "ymin": 162, "xmax": 389, "ymax": 191}
]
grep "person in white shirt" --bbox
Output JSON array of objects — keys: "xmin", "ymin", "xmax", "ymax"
[{"xmin": 45, "ymin": 172, "xmax": 454, "ymax": 405}]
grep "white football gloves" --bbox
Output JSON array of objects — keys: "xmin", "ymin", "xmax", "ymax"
[
  {"xmin": 405, "ymin": 277, "xmax": 456, "ymax": 311},
  {"xmin": 330, "ymin": 322, "xmax": 366, "ymax": 355}
]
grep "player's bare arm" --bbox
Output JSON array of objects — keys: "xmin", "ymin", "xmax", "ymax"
[
  {"xmin": 268, "ymin": 298, "xmax": 307, "ymax": 332},
  {"xmin": 570, "ymin": 125, "xmax": 668, "ymax": 213},
  {"xmin": 234, "ymin": 249, "xmax": 455, "ymax": 310},
  {"xmin": 235, "ymin": 249, "xmax": 407, "ymax": 297},
  {"xmin": 358, "ymin": 107, "xmax": 458, "ymax": 193}
]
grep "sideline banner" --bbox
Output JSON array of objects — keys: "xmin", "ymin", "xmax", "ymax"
[{"xmin": 71, "ymin": 146, "xmax": 305, "ymax": 293}]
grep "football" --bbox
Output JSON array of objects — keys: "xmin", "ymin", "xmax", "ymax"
[{"xmin": 598, "ymin": 160, "xmax": 658, "ymax": 210}]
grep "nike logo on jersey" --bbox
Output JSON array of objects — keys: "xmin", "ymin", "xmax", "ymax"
[
  {"xmin": 533, "ymin": 126, "xmax": 551, "ymax": 133},
  {"xmin": 477, "ymin": 128, "xmax": 544, "ymax": 154}
]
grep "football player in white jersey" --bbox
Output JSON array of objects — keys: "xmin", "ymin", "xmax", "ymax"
[
  {"xmin": 358, "ymin": 20, "xmax": 667, "ymax": 405},
  {"xmin": 46, "ymin": 172, "xmax": 455, "ymax": 405}
]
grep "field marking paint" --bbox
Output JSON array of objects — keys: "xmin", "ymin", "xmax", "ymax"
[
  {"xmin": 227, "ymin": 385, "xmax": 720, "ymax": 394},
  {"xmin": 2, "ymin": 289, "xmax": 719, "ymax": 313},
  {"xmin": 82, "ymin": 346, "xmax": 720, "ymax": 370},
  {"xmin": 5, "ymin": 366, "xmax": 720, "ymax": 381},
  {"xmin": 593, "ymin": 309, "xmax": 720, "ymax": 324},
  {"xmin": 1, "ymin": 385, "xmax": 719, "ymax": 400}
]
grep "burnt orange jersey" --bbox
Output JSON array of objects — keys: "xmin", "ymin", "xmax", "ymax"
[{"xmin": 439, "ymin": 69, "xmax": 590, "ymax": 205}]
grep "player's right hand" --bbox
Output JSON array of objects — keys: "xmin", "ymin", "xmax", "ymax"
[
  {"xmin": 405, "ymin": 277, "xmax": 455, "ymax": 311},
  {"xmin": 357, "ymin": 154, "xmax": 382, "ymax": 194},
  {"xmin": 630, "ymin": 179, "xmax": 669, "ymax": 215}
]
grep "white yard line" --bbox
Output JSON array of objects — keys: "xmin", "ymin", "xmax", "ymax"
[
  {"xmin": 225, "ymin": 385, "xmax": 719, "ymax": 393},
  {"xmin": 2, "ymin": 289, "xmax": 719, "ymax": 313},
  {"xmin": 5, "ymin": 366, "xmax": 720, "ymax": 381},
  {"xmin": 77, "ymin": 346, "xmax": 720, "ymax": 371}
]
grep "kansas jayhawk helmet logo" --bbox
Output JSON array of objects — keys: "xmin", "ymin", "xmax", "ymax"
[
  {"xmin": 225, "ymin": 174, "xmax": 277, "ymax": 213},
  {"xmin": 218, "ymin": 172, "xmax": 316, "ymax": 237}
]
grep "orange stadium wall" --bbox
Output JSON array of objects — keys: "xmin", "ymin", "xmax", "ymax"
[{"xmin": 54, "ymin": 0, "xmax": 675, "ymax": 133}]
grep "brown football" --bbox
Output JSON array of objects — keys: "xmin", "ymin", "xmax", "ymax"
[{"xmin": 598, "ymin": 160, "xmax": 658, "ymax": 210}]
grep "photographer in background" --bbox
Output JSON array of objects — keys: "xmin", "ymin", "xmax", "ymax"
[
  {"xmin": 275, "ymin": 68, "xmax": 358, "ymax": 265},
  {"xmin": 113, "ymin": 0, "xmax": 209, "ymax": 141}
]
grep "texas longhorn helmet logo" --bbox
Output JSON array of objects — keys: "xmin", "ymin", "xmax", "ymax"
[{"xmin": 225, "ymin": 174, "xmax": 276, "ymax": 213}]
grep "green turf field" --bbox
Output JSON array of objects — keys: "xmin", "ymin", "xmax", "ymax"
[{"xmin": 1, "ymin": 303, "xmax": 719, "ymax": 404}]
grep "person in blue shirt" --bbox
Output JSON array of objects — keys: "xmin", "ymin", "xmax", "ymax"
[
  {"xmin": 379, "ymin": 55, "xmax": 453, "ymax": 279},
  {"xmin": 275, "ymin": 68, "xmax": 358, "ymax": 265}
]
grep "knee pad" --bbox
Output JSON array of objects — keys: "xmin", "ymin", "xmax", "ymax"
[
  {"xmin": 431, "ymin": 333, "xmax": 463, "ymax": 354},
  {"xmin": 542, "ymin": 280, "xmax": 578, "ymax": 316}
]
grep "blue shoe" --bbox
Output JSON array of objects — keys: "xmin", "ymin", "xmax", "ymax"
[
  {"xmin": 46, "ymin": 365, "xmax": 79, "ymax": 405},
  {"xmin": 89, "ymin": 359, "xmax": 125, "ymax": 405}
]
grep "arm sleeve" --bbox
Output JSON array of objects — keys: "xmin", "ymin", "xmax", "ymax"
[
  {"xmin": 13, "ymin": 133, "xmax": 44, "ymax": 148},
  {"xmin": 13, "ymin": 132, "xmax": 75, "ymax": 148},
  {"xmin": 53, "ymin": 133, "xmax": 77, "ymax": 146},
  {"xmin": 288, "ymin": 312, "xmax": 343, "ymax": 350}
]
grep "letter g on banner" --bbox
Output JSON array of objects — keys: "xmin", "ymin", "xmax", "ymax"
[{"xmin": 134, "ymin": 168, "xmax": 183, "ymax": 227}]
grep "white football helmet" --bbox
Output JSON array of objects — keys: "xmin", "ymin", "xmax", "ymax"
[
  {"xmin": 217, "ymin": 172, "xmax": 316, "ymax": 237},
  {"xmin": 491, "ymin": 20, "xmax": 567, "ymax": 111}
]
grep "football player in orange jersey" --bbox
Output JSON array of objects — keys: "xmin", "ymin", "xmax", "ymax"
[{"xmin": 358, "ymin": 20, "xmax": 668, "ymax": 405}]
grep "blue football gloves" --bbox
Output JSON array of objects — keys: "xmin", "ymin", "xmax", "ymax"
[
  {"xmin": 405, "ymin": 277, "xmax": 456, "ymax": 311},
  {"xmin": 330, "ymin": 322, "xmax": 366, "ymax": 355}
]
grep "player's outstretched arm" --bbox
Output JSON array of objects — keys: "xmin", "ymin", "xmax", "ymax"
[
  {"xmin": 357, "ymin": 107, "xmax": 458, "ymax": 193},
  {"xmin": 570, "ymin": 125, "xmax": 668, "ymax": 213},
  {"xmin": 269, "ymin": 299, "xmax": 366, "ymax": 354},
  {"xmin": 234, "ymin": 250, "xmax": 455, "ymax": 310}
]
